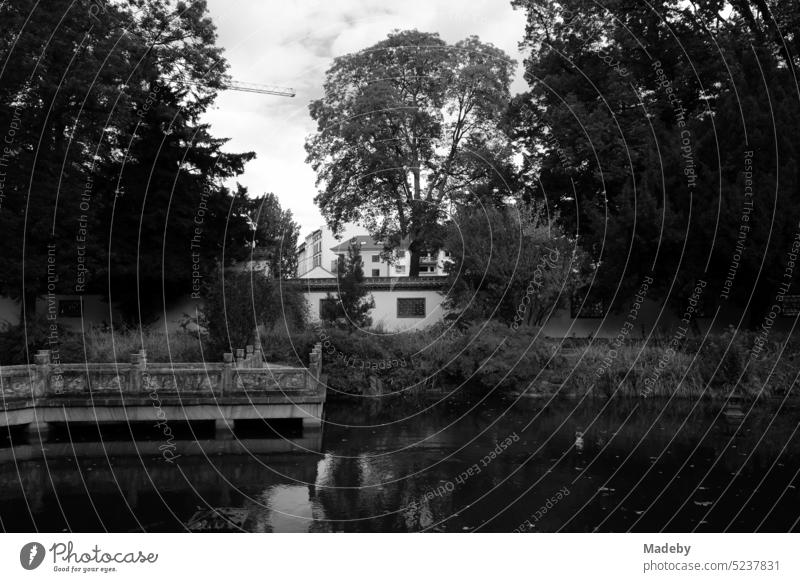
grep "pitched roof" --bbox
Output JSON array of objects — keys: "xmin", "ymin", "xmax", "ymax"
[{"xmin": 330, "ymin": 235, "xmax": 385, "ymax": 253}]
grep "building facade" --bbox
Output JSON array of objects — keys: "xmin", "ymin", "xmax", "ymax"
[
  {"xmin": 300, "ymin": 276, "xmax": 447, "ymax": 331},
  {"xmin": 297, "ymin": 227, "xmax": 343, "ymax": 279},
  {"xmin": 326, "ymin": 235, "xmax": 449, "ymax": 278}
]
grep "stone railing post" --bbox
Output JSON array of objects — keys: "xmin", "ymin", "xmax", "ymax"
[
  {"xmin": 308, "ymin": 343, "xmax": 323, "ymax": 394},
  {"xmin": 235, "ymin": 348, "xmax": 245, "ymax": 369},
  {"xmin": 33, "ymin": 349, "xmax": 51, "ymax": 398},
  {"xmin": 245, "ymin": 345, "xmax": 254, "ymax": 367},
  {"xmin": 314, "ymin": 343, "xmax": 322, "ymax": 378},
  {"xmin": 253, "ymin": 330, "xmax": 264, "ymax": 368},
  {"xmin": 129, "ymin": 349, "xmax": 147, "ymax": 394},
  {"xmin": 308, "ymin": 352, "xmax": 318, "ymax": 386},
  {"xmin": 222, "ymin": 353, "xmax": 234, "ymax": 396}
]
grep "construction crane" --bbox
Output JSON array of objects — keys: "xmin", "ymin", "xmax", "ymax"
[
  {"xmin": 178, "ymin": 75, "xmax": 295, "ymax": 98},
  {"xmin": 225, "ymin": 80, "xmax": 295, "ymax": 97}
]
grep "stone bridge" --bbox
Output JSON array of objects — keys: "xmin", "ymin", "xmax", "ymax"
[{"xmin": 0, "ymin": 343, "xmax": 325, "ymax": 441}]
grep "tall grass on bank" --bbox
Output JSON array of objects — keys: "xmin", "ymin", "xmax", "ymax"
[
  {"xmin": 0, "ymin": 317, "xmax": 207, "ymax": 365},
  {"xmin": 65, "ymin": 327, "xmax": 207, "ymax": 363},
  {"xmin": 564, "ymin": 327, "xmax": 800, "ymax": 400},
  {"xmin": 257, "ymin": 321, "xmax": 554, "ymax": 398},
  {"xmin": 4, "ymin": 316, "xmax": 799, "ymax": 402}
]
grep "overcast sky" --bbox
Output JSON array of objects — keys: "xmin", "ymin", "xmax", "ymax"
[{"xmin": 202, "ymin": 0, "xmax": 530, "ymax": 239}]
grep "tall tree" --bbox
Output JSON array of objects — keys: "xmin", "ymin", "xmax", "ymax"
[
  {"xmin": 306, "ymin": 29, "xmax": 516, "ymax": 276},
  {"xmin": 443, "ymin": 200, "xmax": 590, "ymax": 326},
  {"xmin": 321, "ymin": 243, "xmax": 375, "ymax": 330},
  {"xmin": 202, "ymin": 269, "xmax": 307, "ymax": 357},
  {"xmin": 0, "ymin": 0, "xmax": 256, "ymax": 321},
  {"xmin": 245, "ymin": 192, "xmax": 300, "ymax": 279},
  {"xmin": 510, "ymin": 0, "xmax": 800, "ymax": 323}
]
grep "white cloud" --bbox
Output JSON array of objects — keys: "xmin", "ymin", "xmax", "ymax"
[{"xmin": 203, "ymin": 0, "xmax": 528, "ymax": 238}]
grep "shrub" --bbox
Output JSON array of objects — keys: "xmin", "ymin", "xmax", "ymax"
[
  {"xmin": 695, "ymin": 326, "xmax": 751, "ymax": 391},
  {"xmin": 444, "ymin": 321, "xmax": 552, "ymax": 388},
  {"xmin": 202, "ymin": 269, "xmax": 307, "ymax": 358},
  {"xmin": 0, "ymin": 314, "xmax": 57, "ymax": 365},
  {"xmin": 58, "ymin": 327, "xmax": 207, "ymax": 363},
  {"xmin": 320, "ymin": 243, "xmax": 374, "ymax": 330}
]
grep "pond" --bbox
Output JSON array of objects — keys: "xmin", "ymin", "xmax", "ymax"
[{"xmin": 0, "ymin": 394, "xmax": 798, "ymax": 532}]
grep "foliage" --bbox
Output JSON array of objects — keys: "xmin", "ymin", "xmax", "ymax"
[
  {"xmin": 320, "ymin": 243, "xmax": 375, "ymax": 330},
  {"xmin": 0, "ymin": 315, "xmax": 56, "ymax": 365},
  {"xmin": 245, "ymin": 192, "xmax": 300, "ymax": 279},
  {"xmin": 509, "ymin": 0, "xmax": 800, "ymax": 323},
  {"xmin": 201, "ymin": 269, "xmax": 308, "ymax": 358},
  {"xmin": 442, "ymin": 200, "xmax": 591, "ymax": 326},
  {"xmin": 0, "ymin": 0, "xmax": 255, "ymax": 319},
  {"xmin": 63, "ymin": 327, "xmax": 207, "ymax": 363},
  {"xmin": 0, "ymin": 320, "xmax": 206, "ymax": 365},
  {"xmin": 442, "ymin": 320, "xmax": 554, "ymax": 387},
  {"xmin": 306, "ymin": 29, "xmax": 516, "ymax": 275}
]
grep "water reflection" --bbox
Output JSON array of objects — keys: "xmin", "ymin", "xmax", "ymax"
[{"xmin": 1, "ymin": 396, "xmax": 798, "ymax": 532}]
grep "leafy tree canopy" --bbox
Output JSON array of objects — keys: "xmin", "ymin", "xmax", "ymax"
[
  {"xmin": 443, "ymin": 199, "xmax": 591, "ymax": 326},
  {"xmin": 0, "ymin": 0, "xmax": 258, "ymax": 321},
  {"xmin": 306, "ymin": 29, "xmax": 517, "ymax": 276},
  {"xmin": 510, "ymin": 0, "xmax": 800, "ymax": 323}
]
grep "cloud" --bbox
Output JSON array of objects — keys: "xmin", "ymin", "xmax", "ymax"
[{"xmin": 203, "ymin": 0, "xmax": 528, "ymax": 238}]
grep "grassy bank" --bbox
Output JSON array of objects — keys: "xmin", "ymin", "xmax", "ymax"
[
  {"xmin": 0, "ymin": 317, "xmax": 206, "ymax": 365},
  {"xmin": 267, "ymin": 324, "xmax": 799, "ymax": 402},
  {"xmin": 561, "ymin": 328, "xmax": 798, "ymax": 401},
  {"xmin": 3, "ymin": 318, "xmax": 797, "ymax": 402}
]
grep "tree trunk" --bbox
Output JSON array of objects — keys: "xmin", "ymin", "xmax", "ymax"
[
  {"xmin": 748, "ymin": 278, "xmax": 773, "ymax": 329},
  {"xmin": 23, "ymin": 290, "xmax": 37, "ymax": 319},
  {"xmin": 408, "ymin": 242, "xmax": 421, "ymax": 277}
]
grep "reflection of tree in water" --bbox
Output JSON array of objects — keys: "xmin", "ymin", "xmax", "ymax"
[{"xmin": 312, "ymin": 451, "xmax": 459, "ymax": 532}]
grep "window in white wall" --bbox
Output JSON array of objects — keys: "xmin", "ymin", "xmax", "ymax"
[
  {"xmin": 395, "ymin": 265, "xmax": 406, "ymax": 273},
  {"xmin": 58, "ymin": 299, "xmax": 81, "ymax": 318},
  {"xmin": 320, "ymin": 297, "xmax": 338, "ymax": 317},
  {"xmin": 397, "ymin": 298, "xmax": 425, "ymax": 318},
  {"xmin": 371, "ymin": 254, "xmax": 381, "ymax": 262},
  {"xmin": 371, "ymin": 269, "xmax": 380, "ymax": 277}
]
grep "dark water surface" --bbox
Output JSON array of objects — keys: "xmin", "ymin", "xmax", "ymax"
[{"xmin": 1, "ymin": 395, "xmax": 798, "ymax": 532}]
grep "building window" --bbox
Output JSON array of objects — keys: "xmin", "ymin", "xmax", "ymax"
[
  {"xmin": 319, "ymin": 297, "xmax": 338, "ymax": 316},
  {"xmin": 570, "ymin": 290, "xmax": 604, "ymax": 319},
  {"xmin": 58, "ymin": 299, "xmax": 81, "ymax": 318},
  {"xmin": 371, "ymin": 255, "xmax": 381, "ymax": 262},
  {"xmin": 313, "ymin": 255, "xmax": 321, "ymax": 267},
  {"xmin": 396, "ymin": 250, "xmax": 406, "ymax": 258},
  {"xmin": 397, "ymin": 298, "xmax": 425, "ymax": 318},
  {"xmin": 372, "ymin": 269, "xmax": 380, "ymax": 277},
  {"xmin": 395, "ymin": 265, "xmax": 406, "ymax": 273}
]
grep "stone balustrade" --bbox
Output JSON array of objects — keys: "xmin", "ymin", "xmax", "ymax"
[
  {"xmin": 0, "ymin": 345, "xmax": 323, "ymax": 402},
  {"xmin": 0, "ymin": 344, "xmax": 325, "ymax": 436}
]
